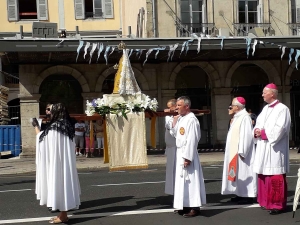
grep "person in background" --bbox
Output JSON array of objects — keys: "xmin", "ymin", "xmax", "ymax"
[
  {"xmin": 247, "ymin": 109, "xmax": 257, "ymax": 127},
  {"xmin": 221, "ymin": 97, "xmax": 257, "ymax": 205},
  {"xmin": 40, "ymin": 103, "xmax": 52, "ymax": 131},
  {"xmin": 32, "ymin": 103, "xmax": 81, "ymax": 224},
  {"xmin": 228, "ymin": 103, "xmax": 235, "ymax": 130},
  {"xmin": 84, "ymin": 121, "xmax": 95, "ymax": 158},
  {"xmin": 253, "ymin": 83, "xmax": 291, "ymax": 215},
  {"xmin": 164, "ymin": 99, "xmax": 177, "ymax": 196},
  {"xmin": 75, "ymin": 120, "xmax": 85, "ymax": 156},
  {"xmin": 95, "ymin": 119, "xmax": 104, "ymax": 156}
]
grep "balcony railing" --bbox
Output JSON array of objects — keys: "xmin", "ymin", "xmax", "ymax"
[
  {"xmin": 0, "ymin": 71, "xmax": 19, "ymax": 89},
  {"xmin": 233, "ymin": 23, "xmax": 272, "ymax": 36},
  {"xmin": 179, "ymin": 23, "xmax": 217, "ymax": 37},
  {"xmin": 288, "ymin": 23, "xmax": 300, "ymax": 35}
]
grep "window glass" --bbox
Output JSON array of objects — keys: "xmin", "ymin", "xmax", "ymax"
[
  {"xmin": 239, "ymin": 12, "xmax": 246, "ymax": 23},
  {"xmin": 192, "ymin": 12, "xmax": 202, "ymax": 23},
  {"xmin": 181, "ymin": 0, "xmax": 189, "ymax": 12},
  {"xmin": 248, "ymin": 1, "xmax": 258, "ymax": 11},
  {"xmin": 239, "ymin": 1, "xmax": 246, "ymax": 11},
  {"xmin": 192, "ymin": 0, "xmax": 203, "ymax": 12},
  {"xmin": 181, "ymin": 12, "xmax": 190, "ymax": 23},
  {"xmin": 248, "ymin": 12, "xmax": 257, "ymax": 23}
]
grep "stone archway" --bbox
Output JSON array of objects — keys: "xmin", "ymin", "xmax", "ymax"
[
  {"xmin": 169, "ymin": 62, "xmax": 221, "ymax": 89},
  {"xmin": 225, "ymin": 60, "xmax": 280, "ymax": 87},
  {"xmin": 95, "ymin": 66, "xmax": 150, "ymax": 92},
  {"xmin": 33, "ymin": 65, "xmax": 90, "ymax": 93},
  {"xmin": 285, "ymin": 61, "xmax": 299, "ymax": 85}
]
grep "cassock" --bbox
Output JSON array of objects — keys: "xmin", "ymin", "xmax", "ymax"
[
  {"xmin": 253, "ymin": 100, "xmax": 291, "ymax": 210},
  {"xmin": 171, "ymin": 112, "xmax": 206, "ymax": 209},
  {"xmin": 35, "ymin": 129, "xmax": 81, "ymax": 211},
  {"xmin": 165, "ymin": 115, "xmax": 177, "ymax": 195},
  {"xmin": 221, "ymin": 109, "xmax": 257, "ymax": 197}
]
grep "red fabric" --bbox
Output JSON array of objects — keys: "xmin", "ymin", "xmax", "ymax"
[
  {"xmin": 269, "ymin": 100, "xmax": 280, "ymax": 108},
  {"xmin": 228, "ymin": 154, "xmax": 238, "ymax": 181},
  {"xmin": 260, "ymin": 129, "xmax": 268, "ymax": 140},
  {"xmin": 257, "ymin": 174, "xmax": 287, "ymax": 210},
  {"xmin": 254, "ymin": 128, "xmax": 260, "ymax": 138},
  {"xmin": 236, "ymin": 97, "xmax": 246, "ymax": 105},
  {"xmin": 85, "ymin": 137, "xmax": 94, "ymax": 153}
]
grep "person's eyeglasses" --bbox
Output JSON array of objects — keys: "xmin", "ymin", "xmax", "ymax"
[
  {"xmin": 228, "ymin": 106, "xmax": 233, "ymax": 110},
  {"xmin": 46, "ymin": 108, "xmax": 51, "ymax": 111}
]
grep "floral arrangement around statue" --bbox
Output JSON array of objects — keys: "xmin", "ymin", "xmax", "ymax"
[{"xmin": 85, "ymin": 94, "xmax": 158, "ymax": 119}]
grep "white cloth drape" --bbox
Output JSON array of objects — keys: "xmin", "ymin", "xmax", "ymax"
[
  {"xmin": 36, "ymin": 131, "xmax": 81, "ymax": 211},
  {"xmin": 221, "ymin": 109, "xmax": 257, "ymax": 197}
]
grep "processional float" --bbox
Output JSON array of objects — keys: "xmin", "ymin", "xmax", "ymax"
[{"xmin": 68, "ymin": 42, "xmax": 210, "ymax": 171}]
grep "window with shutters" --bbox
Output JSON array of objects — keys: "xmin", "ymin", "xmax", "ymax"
[
  {"xmin": 75, "ymin": 0, "xmax": 114, "ymax": 20},
  {"xmin": 7, "ymin": 0, "xmax": 48, "ymax": 21}
]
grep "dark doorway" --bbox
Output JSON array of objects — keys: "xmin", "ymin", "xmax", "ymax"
[
  {"xmin": 175, "ymin": 66, "xmax": 212, "ymax": 148},
  {"xmin": 39, "ymin": 75, "xmax": 83, "ymax": 114}
]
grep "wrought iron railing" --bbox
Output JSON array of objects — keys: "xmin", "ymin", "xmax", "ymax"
[
  {"xmin": 0, "ymin": 71, "xmax": 19, "ymax": 88},
  {"xmin": 179, "ymin": 23, "xmax": 217, "ymax": 37},
  {"xmin": 233, "ymin": 23, "xmax": 272, "ymax": 36},
  {"xmin": 288, "ymin": 23, "xmax": 300, "ymax": 36}
]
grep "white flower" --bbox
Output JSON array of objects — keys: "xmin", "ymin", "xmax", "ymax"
[{"xmin": 126, "ymin": 101, "xmax": 135, "ymax": 110}]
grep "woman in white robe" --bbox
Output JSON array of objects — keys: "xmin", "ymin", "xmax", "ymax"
[{"xmin": 34, "ymin": 103, "xmax": 81, "ymax": 224}]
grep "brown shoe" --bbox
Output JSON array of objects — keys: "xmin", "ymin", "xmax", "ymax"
[{"xmin": 183, "ymin": 209, "xmax": 200, "ymax": 218}]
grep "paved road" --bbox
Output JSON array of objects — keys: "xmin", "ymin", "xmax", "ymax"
[{"xmin": 0, "ymin": 163, "xmax": 299, "ymax": 225}]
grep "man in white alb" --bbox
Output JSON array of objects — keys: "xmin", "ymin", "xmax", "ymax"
[
  {"xmin": 164, "ymin": 99, "xmax": 177, "ymax": 195},
  {"xmin": 253, "ymin": 83, "xmax": 291, "ymax": 215},
  {"xmin": 221, "ymin": 97, "xmax": 257, "ymax": 204},
  {"xmin": 171, "ymin": 96, "xmax": 206, "ymax": 218}
]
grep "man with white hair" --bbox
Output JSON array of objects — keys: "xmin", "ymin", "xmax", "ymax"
[
  {"xmin": 221, "ymin": 97, "xmax": 257, "ymax": 204},
  {"xmin": 171, "ymin": 96, "xmax": 206, "ymax": 218},
  {"xmin": 253, "ymin": 83, "xmax": 291, "ymax": 215}
]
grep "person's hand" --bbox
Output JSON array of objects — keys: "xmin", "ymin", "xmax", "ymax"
[
  {"xmin": 32, "ymin": 118, "xmax": 39, "ymax": 128},
  {"xmin": 254, "ymin": 128, "xmax": 261, "ymax": 137},
  {"xmin": 164, "ymin": 109, "xmax": 170, "ymax": 112},
  {"xmin": 183, "ymin": 158, "xmax": 191, "ymax": 168}
]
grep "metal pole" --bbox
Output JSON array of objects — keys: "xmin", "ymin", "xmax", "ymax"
[
  {"xmin": 76, "ymin": 26, "xmax": 79, "ymax": 34},
  {"xmin": 20, "ymin": 25, "xmax": 23, "ymax": 39},
  {"xmin": 128, "ymin": 26, "xmax": 132, "ymax": 37}
]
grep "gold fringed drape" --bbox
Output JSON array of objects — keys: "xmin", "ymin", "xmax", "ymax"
[
  {"xmin": 150, "ymin": 116, "xmax": 156, "ymax": 148},
  {"xmin": 89, "ymin": 120, "xmax": 94, "ymax": 145},
  {"xmin": 103, "ymin": 118, "xmax": 109, "ymax": 163},
  {"xmin": 113, "ymin": 56, "xmax": 123, "ymax": 94},
  {"xmin": 106, "ymin": 113, "xmax": 148, "ymax": 171}
]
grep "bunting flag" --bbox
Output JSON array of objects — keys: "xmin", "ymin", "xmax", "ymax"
[
  {"xmin": 74, "ymin": 37, "xmax": 300, "ymax": 69},
  {"xmin": 281, "ymin": 46, "xmax": 286, "ymax": 60},
  {"xmin": 76, "ymin": 40, "xmax": 84, "ymax": 62},
  {"xmin": 245, "ymin": 38, "xmax": 252, "ymax": 58},
  {"xmin": 252, "ymin": 39, "xmax": 258, "ymax": 56},
  {"xmin": 295, "ymin": 50, "xmax": 300, "ymax": 70},
  {"xmin": 89, "ymin": 43, "xmax": 97, "ymax": 64},
  {"xmin": 96, "ymin": 42, "xmax": 104, "ymax": 62},
  {"xmin": 83, "ymin": 42, "xmax": 91, "ymax": 59},
  {"xmin": 289, "ymin": 48, "xmax": 295, "ymax": 65},
  {"xmin": 104, "ymin": 46, "xmax": 111, "ymax": 65}
]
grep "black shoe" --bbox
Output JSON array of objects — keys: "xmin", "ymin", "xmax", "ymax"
[
  {"xmin": 269, "ymin": 209, "xmax": 281, "ymax": 215},
  {"xmin": 238, "ymin": 197, "xmax": 254, "ymax": 205},
  {"xmin": 231, "ymin": 196, "xmax": 242, "ymax": 202},
  {"xmin": 183, "ymin": 209, "xmax": 200, "ymax": 218},
  {"xmin": 261, "ymin": 206, "xmax": 266, "ymax": 210},
  {"xmin": 174, "ymin": 208, "xmax": 189, "ymax": 215}
]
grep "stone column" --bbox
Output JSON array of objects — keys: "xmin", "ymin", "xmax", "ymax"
[
  {"xmin": 212, "ymin": 88, "xmax": 232, "ymax": 147},
  {"xmin": 19, "ymin": 94, "xmax": 41, "ymax": 158}
]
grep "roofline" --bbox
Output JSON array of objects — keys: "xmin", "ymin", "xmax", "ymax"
[{"xmin": 0, "ymin": 36, "xmax": 299, "ymax": 52}]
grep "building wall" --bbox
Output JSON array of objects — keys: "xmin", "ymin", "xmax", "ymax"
[
  {"xmin": 154, "ymin": 0, "xmax": 294, "ymax": 37},
  {"xmin": 0, "ymin": 0, "xmax": 120, "ymax": 33},
  {"xmin": 18, "ymin": 56, "xmax": 296, "ymax": 157}
]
